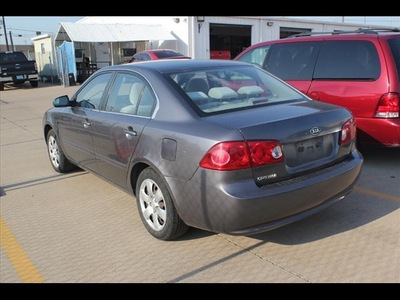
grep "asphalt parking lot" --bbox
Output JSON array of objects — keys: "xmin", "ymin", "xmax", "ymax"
[{"xmin": 0, "ymin": 82, "xmax": 399, "ymax": 283}]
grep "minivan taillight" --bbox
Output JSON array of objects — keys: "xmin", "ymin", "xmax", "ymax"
[
  {"xmin": 199, "ymin": 140, "xmax": 284, "ymax": 171},
  {"xmin": 339, "ymin": 118, "xmax": 356, "ymax": 145},
  {"xmin": 375, "ymin": 93, "xmax": 399, "ymax": 118}
]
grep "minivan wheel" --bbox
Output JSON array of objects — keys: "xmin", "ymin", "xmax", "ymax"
[
  {"xmin": 46, "ymin": 129, "xmax": 76, "ymax": 173},
  {"xmin": 136, "ymin": 168, "xmax": 189, "ymax": 240}
]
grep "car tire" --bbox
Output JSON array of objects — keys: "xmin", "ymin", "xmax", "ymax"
[
  {"xmin": 0, "ymin": 83, "xmax": 4, "ymax": 91},
  {"xmin": 136, "ymin": 168, "xmax": 189, "ymax": 240},
  {"xmin": 30, "ymin": 80, "xmax": 39, "ymax": 88},
  {"xmin": 46, "ymin": 129, "xmax": 76, "ymax": 173}
]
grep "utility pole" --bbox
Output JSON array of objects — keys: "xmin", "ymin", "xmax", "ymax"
[
  {"xmin": 2, "ymin": 16, "xmax": 10, "ymax": 51},
  {"xmin": 9, "ymin": 31, "xmax": 14, "ymax": 51}
]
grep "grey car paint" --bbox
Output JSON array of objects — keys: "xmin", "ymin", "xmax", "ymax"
[{"xmin": 43, "ymin": 59, "xmax": 363, "ymax": 240}]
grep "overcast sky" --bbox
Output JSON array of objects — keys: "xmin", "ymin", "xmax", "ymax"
[{"xmin": 1, "ymin": 16, "xmax": 399, "ymax": 46}]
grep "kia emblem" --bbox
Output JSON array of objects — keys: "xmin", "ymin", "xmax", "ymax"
[{"xmin": 310, "ymin": 126, "xmax": 321, "ymax": 135}]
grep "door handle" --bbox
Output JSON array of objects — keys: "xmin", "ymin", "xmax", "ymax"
[
  {"xmin": 83, "ymin": 120, "xmax": 91, "ymax": 128},
  {"xmin": 124, "ymin": 126, "xmax": 137, "ymax": 139}
]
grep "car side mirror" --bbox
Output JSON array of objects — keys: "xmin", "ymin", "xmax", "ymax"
[{"xmin": 53, "ymin": 95, "xmax": 71, "ymax": 107}]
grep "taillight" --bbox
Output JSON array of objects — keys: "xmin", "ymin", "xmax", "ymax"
[
  {"xmin": 199, "ymin": 140, "xmax": 284, "ymax": 171},
  {"xmin": 339, "ymin": 118, "xmax": 356, "ymax": 145},
  {"xmin": 375, "ymin": 93, "xmax": 399, "ymax": 118}
]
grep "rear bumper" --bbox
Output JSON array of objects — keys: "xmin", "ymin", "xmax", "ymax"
[
  {"xmin": 356, "ymin": 117, "xmax": 400, "ymax": 147},
  {"xmin": 167, "ymin": 149, "xmax": 363, "ymax": 235},
  {"xmin": 0, "ymin": 73, "xmax": 39, "ymax": 84}
]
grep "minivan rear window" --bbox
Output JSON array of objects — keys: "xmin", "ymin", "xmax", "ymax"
[
  {"xmin": 313, "ymin": 40, "xmax": 380, "ymax": 80},
  {"xmin": 387, "ymin": 38, "xmax": 400, "ymax": 80}
]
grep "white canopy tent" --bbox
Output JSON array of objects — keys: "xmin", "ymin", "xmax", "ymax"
[
  {"xmin": 55, "ymin": 22, "xmax": 177, "ymax": 43},
  {"xmin": 54, "ymin": 22, "xmax": 177, "ymax": 84}
]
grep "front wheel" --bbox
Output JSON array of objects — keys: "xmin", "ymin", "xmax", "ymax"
[
  {"xmin": 136, "ymin": 168, "xmax": 189, "ymax": 240},
  {"xmin": 46, "ymin": 129, "xmax": 76, "ymax": 173}
]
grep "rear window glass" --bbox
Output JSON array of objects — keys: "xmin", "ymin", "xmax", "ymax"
[
  {"xmin": 0, "ymin": 52, "xmax": 28, "ymax": 64},
  {"xmin": 265, "ymin": 42, "xmax": 321, "ymax": 80},
  {"xmin": 236, "ymin": 45, "xmax": 270, "ymax": 68},
  {"xmin": 168, "ymin": 65, "xmax": 306, "ymax": 115},
  {"xmin": 387, "ymin": 37, "xmax": 400, "ymax": 80},
  {"xmin": 155, "ymin": 50, "xmax": 184, "ymax": 59},
  {"xmin": 313, "ymin": 40, "xmax": 380, "ymax": 80}
]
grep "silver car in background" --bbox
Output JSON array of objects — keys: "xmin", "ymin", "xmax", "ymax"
[{"xmin": 43, "ymin": 59, "xmax": 363, "ymax": 240}]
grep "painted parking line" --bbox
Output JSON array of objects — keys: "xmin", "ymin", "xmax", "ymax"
[
  {"xmin": 0, "ymin": 217, "xmax": 45, "ymax": 283},
  {"xmin": 354, "ymin": 186, "xmax": 400, "ymax": 203}
]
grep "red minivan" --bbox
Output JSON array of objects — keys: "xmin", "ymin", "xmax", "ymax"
[{"xmin": 234, "ymin": 28, "xmax": 400, "ymax": 148}]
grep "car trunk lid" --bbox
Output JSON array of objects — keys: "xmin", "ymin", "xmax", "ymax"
[{"xmin": 206, "ymin": 100, "xmax": 354, "ymax": 185}]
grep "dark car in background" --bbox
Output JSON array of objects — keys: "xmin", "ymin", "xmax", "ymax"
[
  {"xmin": 128, "ymin": 49, "xmax": 190, "ymax": 63},
  {"xmin": 234, "ymin": 28, "xmax": 400, "ymax": 148},
  {"xmin": 43, "ymin": 59, "xmax": 363, "ymax": 240},
  {"xmin": 0, "ymin": 51, "xmax": 39, "ymax": 91}
]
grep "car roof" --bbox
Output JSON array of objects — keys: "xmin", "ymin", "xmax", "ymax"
[
  {"xmin": 136, "ymin": 49, "xmax": 182, "ymax": 55},
  {"xmin": 233, "ymin": 28, "xmax": 400, "ymax": 59},
  {"xmin": 146, "ymin": 49, "xmax": 180, "ymax": 53},
  {"xmin": 262, "ymin": 28, "xmax": 400, "ymax": 43},
  {"xmin": 107, "ymin": 59, "xmax": 252, "ymax": 73}
]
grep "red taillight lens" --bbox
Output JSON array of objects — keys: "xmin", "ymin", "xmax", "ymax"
[
  {"xmin": 200, "ymin": 142, "xmax": 250, "ymax": 170},
  {"xmin": 375, "ymin": 93, "xmax": 399, "ymax": 118},
  {"xmin": 339, "ymin": 118, "xmax": 356, "ymax": 145},
  {"xmin": 199, "ymin": 140, "xmax": 284, "ymax": 171},
  {"xmin": 247, "ymin": 141, "xmax": 284, "ymax": 166}
]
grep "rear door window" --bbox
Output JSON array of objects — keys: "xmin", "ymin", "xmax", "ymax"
[
  {"xmin": 387, "ymin": 38, "xmax": 400, "ymax": 80},
  {"xmin": 264, "ymin": 42, "xmax": 321, "ymax": 80},
  {"xmin": 313, "ymin": 40, "xmax": 380, "ymax": 80}
]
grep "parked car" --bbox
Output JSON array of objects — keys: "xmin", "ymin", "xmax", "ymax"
[
  {"xmin": 43, "ymin": 59, "xmax": 363, "ymax": 240},
  {"xmin": 128, "ymin": 49, "xmax": 190, "ymax": 63},
  {"xmin": 0, "ymin": 51, "xmax": 39, "ymax": 91},
  {"xmin": 234, "ymin": 28, "xmax": 400, "ymax": 148}
]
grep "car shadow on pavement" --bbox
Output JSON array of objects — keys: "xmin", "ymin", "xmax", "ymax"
[
  {"xmin": 249, "ymin": 195, "xmax": 398, "ymax": 245},
  {"xmin": 175, "ymin": 227, "xmax": 215, "ymax": 241},
  {"xmin": 2, "ymin": 82, "xmax": 65, "ymax": 91},
  {"xmin": 0, "ymin": 169, "xmax": 86, "ymax": 195}
]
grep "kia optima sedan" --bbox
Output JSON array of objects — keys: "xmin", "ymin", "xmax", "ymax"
[{"xmin": 43, "ymin": 59, "xmax": 363, "ymax": 240}]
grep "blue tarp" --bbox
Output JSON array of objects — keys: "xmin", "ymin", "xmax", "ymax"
[{"xmin": 57, "ymin": 41, "xmax": 77, "ymax": 86}]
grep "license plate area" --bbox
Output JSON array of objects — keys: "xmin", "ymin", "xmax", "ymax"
[
  {"xmin": 16, "ymin": 75, "xmax": 25, "ymax": 80},
  {"xmin": 285, "ymin": 135, "xmax": 333, "ymax": 167},
  {"xmin": 297, "ymin": 137, "xmax": 324, "ymax": 155}
]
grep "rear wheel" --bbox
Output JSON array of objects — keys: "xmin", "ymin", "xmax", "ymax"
[
  {"xmin": 0, "ymin": 83, "xmax": 4, "ymax": 91},
  {"xmin": 30, "ymin": 80, "xmax": 39, "ymax": 88},
  {"xmin": 136, "ymin": 168, "xmax": 189, "ymax": 240},
  {"xmin": 46, "ymin": 129, "xmax": 76, "ymax": 173}
]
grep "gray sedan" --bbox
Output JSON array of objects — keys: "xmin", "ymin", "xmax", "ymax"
[{"xmin": 43, "ymin": 59, "xmax": 363, "ymax": 240}]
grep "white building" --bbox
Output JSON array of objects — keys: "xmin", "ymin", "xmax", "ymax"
[{"xmin": 33, "ymin": 16, "xmax": 395, "ymax": 84}]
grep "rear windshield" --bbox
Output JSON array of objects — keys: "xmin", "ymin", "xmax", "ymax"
[
  {"xmin": 0, "ymin": 52, "xmax": 28, "ymax": 64},
  {"xmin": 168, "ymin": 65, "xmax": 306, "ymax": 115},
  {"xmin": 155, "ymin": 50, "xmax": 185, "ymax": 59},
  {"xmin": 387, "ymin": 37, "xmax": 400, "ymax": 80}
]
